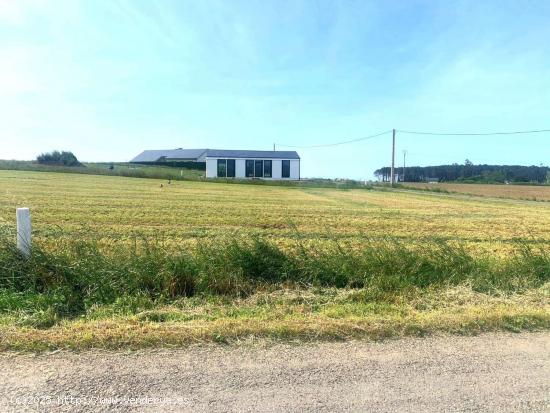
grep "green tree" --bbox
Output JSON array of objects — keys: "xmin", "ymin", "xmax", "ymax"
[{"xmin": 36, "ymin": 151, "xmax": 82, "ymax": 167}]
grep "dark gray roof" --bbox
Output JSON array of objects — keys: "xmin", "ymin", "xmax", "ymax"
[
  {"xmin": 204, "ymin": 149, "xmax": 300, "ymax": 159},
  {"xmin": 131, "ymin": 149, "xmax": 207, "ymax": 162},
  {"xmin": 131, "ymin": 148, "xmax": 299, "ymax": 162}
]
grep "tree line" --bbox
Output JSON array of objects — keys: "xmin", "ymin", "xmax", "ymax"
[
  {"xmin": 374, "ymin": 160, "xmax": 549, "ymax": 183},
  {"xmin": 37, "ymin": 151, "xmax": 82, "ymax": 167}
]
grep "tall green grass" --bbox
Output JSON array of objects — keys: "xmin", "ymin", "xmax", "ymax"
[{"xmin": 1, "ymin": 231, "xmax": 548, "ymax": 324}]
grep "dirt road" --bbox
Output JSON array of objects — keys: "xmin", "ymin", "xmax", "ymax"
[{"xmin": 1, "ymin": 333, "xmax": 549, "ymax": 412}]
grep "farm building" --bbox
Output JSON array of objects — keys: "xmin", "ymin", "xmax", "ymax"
[{"xmin": 131, "ymin": 149, "xmax": 300, "ymax": 180}]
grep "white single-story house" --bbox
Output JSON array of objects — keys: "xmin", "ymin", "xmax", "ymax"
[{"xmin": 131, "ymin": 149, "xmax": 300, "ymax": 180}]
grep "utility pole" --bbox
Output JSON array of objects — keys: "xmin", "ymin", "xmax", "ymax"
[
  {"xmin": 402, "ymin": 150, "xmax": 407, "ymax": 183},
  {"xmin": 273, "ymin": 143, "xmax": 276, "ymax": 151},
  {"xmin": 390, "ymin": 129, "xmax": 396, "ymax": 186}
]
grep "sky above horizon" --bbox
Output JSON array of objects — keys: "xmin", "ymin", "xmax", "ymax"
[{"xmin": 1, "ymin": 0, "xmax": 549, "ymax": 179}]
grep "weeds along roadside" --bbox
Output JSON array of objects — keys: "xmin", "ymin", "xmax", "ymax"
[{"xmin": 1, "ymin": 228, "xmax": 549, "ymax": 324}]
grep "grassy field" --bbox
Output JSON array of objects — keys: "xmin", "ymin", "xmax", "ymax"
[
  {"xmin": 403, "ymin": 182, "xmax": 550, "ymax": 202},
  {"xmin": 0, "ymin": 160, "xmax": 206, "ymax": 181},
  {"xmin": 1, "ymin": 170, "xmax": 549, "ymax": 252},
  {"xmin": 0, "ymin": 170, "xmax": 549, "ymax": 350}
]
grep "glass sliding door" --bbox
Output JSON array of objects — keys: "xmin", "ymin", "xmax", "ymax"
[
  {"xmin": 254, "ymin": 160, "xmax": 263, "ymax": 177},
  {"xmin": 217, "ymin": 159, "xmax": 227, "ymax": 177},
  {"xmin": 282, "ymin": 160, "xmax": 290, "ymax": 178},
  {"xmin": 245, "ymin": 160, "xmax": 254, "ymax": 177},
  {"xmin": 226, "ymin": 159, "xmax": 235, "ymax": 177},
  {"xmin": 263, "ymin": 160, "xmax": 272, "ymax": 178}
]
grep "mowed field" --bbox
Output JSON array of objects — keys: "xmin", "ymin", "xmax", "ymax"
[
  {"xmin": 1, "ymin": 170, "xmax": 549, "ymax": 254},
  {"xmin": 1, "ymin": 170, "xmax": 550, "ymax": 351},
  {"xmin": 404, "ymin": 182, "xmax": 550, "ymax": 202}
]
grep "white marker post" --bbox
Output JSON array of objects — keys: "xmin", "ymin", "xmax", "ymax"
[{"xmin": 16, "ymin": 208, "xmax": 32, "ymax": 257}]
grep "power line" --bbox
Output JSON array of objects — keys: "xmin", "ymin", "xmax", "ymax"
[
  {"xmin": 276, "ymin": 129, "xmax": 392, "ymax": 148},
  {"xmin": 397, "ymin": 128, "xmax": 550, "ymax": 136},
  {"xmin": 277, "ymin": 127, "xmax": 550, "ymax": 150},
  {"xmin": 272, "ymin": 126, "xmax": 548, "ymax": 183}
]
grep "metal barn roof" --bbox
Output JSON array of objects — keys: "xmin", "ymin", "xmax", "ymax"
[
  {"xmin": 131, "ymin": 149, "xmax": 299, "ymax": 162},
  {"xmin": 203, "ymin": 150, "xmax": 300, "ymax": 159},
  {"xmin": 131, "ymin": 149, "xmax": 208, "ymax": 162}
]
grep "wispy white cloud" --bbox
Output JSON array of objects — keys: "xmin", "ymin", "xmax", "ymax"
[
  {"xmin": 0, "ymin": 0, "xmax": 46, "ymax": 24},
  {"xmin": 0, "ymin": 46, "xmax": 46, "ymax": 94},
  {"xmin": 0, "ymin": 0, "xmax": 549, "ymax": 175}
]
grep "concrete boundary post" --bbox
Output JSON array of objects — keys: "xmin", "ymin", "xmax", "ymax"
[{"xmin": 16, "ymin": 207, "xmax": 32, "ymax": 257}]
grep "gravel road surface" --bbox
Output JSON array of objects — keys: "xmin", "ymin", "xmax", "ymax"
[{"xmin": 1, "ymin": 332, "xmax": 549, "ymax": 412}]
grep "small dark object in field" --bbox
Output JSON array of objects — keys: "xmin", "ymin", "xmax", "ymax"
[
  {"xmin": 160, "ymin": 184, "xmax": 163, "ymax": 188},
  {"xmin": 168, "ymin": 179, "xmax": 171, "ymax": 184}
]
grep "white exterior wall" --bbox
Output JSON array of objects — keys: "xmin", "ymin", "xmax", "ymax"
[
  {"xmin": 205, "ymin": 157, "xmax": 299, "ymax": 180},
  {"xmin": 271, "ymin": 160, "xmax": 282, "ymax": 179},
  {"xmin": 206, "ymin": 158, "xmax": 217, "ymax": 178},
  {"xmin": 289, "ymin": 160, "xmax": 300, "ymax": 180},
  {"xmin": 235, "ymin": 159, "xmax": 246, "ymax": 178}
]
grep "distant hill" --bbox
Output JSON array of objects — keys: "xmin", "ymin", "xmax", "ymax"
[{"xmin": 375, "ymin": 161, "xmax": 549, "ymax": 184}]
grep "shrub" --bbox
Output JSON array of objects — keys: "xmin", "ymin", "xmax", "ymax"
[{"xmin": 36, "ymin": 151, "xmax": 82, "ymax": 167}]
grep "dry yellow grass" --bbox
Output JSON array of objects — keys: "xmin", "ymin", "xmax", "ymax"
[
  {"xmin": 1, "ymin": 170, "xmax": 549, "ymax": 351},
  {"xmin": 404, "ymin": 182, "xmax": 550, "ymax": 202},
  {"xmin": 1, "ymin": 286, "xmax": 548, "ymax": 351},
  {"xmin": 1, "ymin": 170, "xmax": 549, "ymax": 255}
]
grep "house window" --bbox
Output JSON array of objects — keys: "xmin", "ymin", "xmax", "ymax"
[
  {"xmin": 217, "ymin": 159, "xmax": 227, "ymax": 177},
  {"xmin": 246, "ymin": 160, "xmax": 254, "ymax": 177},
  {"xmin": 263, "ymin": 160, "xmax": 272, "ymax": 178},
  {"xmin": 282, "ymin": 160, "xmax": 290, "ymax": 178},
  {"xmin": 227, "ymin": 159, "xmax": 235, "ymax": 177},
  {"xmin": 255, "ymin": 160, "xmax": 263, "ymax": 177}
]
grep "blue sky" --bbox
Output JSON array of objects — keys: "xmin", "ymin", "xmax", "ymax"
[{"xmin": 1, "ymin": 0, "xmax": 549, "ymax": 179}]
